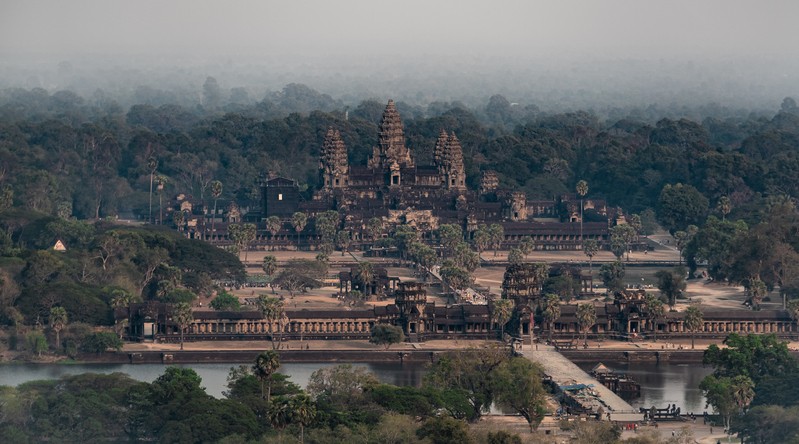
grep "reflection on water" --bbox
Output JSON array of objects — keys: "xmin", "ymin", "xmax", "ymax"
[
  {"xmin": 1, "ymin": 360, "xmax": 709, "ymax": 411},
  {"xmin": 0, "ymin": 362, "xmax": 431, "ymax": 398},
  {"xmin": 578, "ymin": 362, "xmax": 713, "ymax": 414}
]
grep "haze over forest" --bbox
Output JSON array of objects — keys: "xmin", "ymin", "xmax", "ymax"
[{"xmin": 2, "ymin": 0, "xmax": 798, "ymax": 113}]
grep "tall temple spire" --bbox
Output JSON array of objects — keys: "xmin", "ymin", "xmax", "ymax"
[
  {"xmin": 439, "ymin": 132, "xmax": 466, "ymax": 190},
  {"xmin": 433, "ymin": 129, "xmax": 448, "ymax": 168},
  {"xmin": 320, "ymin": 127, "xmax": 349, "ymax": 191},
  {"xmin": 369, "ymin": 99, "xmax": 414, "ymax": 169}
]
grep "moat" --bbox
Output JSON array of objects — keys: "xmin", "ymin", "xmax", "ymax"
[{"xmin": 0, "ymin": 361, "xmax": 711, "ymax": 413}]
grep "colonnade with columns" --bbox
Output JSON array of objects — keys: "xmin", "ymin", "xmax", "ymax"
[{"xmin": 187, "ymin": 318, "xmax": 375, "ymax": 335}]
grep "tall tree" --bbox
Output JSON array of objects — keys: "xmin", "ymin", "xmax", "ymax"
[
  {"xmin": 257, "ymin": 295, "xmax": 286, "ymax": 349},
  {"xmin": 172, "ymin": 302, "xmax": 193, "ymax": 351},
  {"xmin": 582, "ymin": 239, "xmax": 599, "ymax": 274},
  {"xmin": 473, "ymin": 224, "xmax": 491, "ymax": 255},
  {"xmin": 645, "ymin": 293, "xmax": 665, "ymax": 342},
  {"xmin": 356, "ymin": 260, "xmax": 375, "ymax": 296},
  {"xmin": 488, "ymin": 224, "xmax": 504, "ymax": 257},
  {"xmin": 147, "ymin": 156, "xmax": 157, "ymax": 224},
  {"xmin": 576, "ymin": 303, "xmax": 596, "ymax": 347},
  {"xmin": 288, "ymin": 393, "xmax": 316, "ymax": 444},
  {"xmin": 656, "ymin": 268, "xmax": 687, "ymax": 310},
  {"xmin": 49, "ymin": 306, "xmax": 68, "ymax": 350},
  {"xmin": 266, "ymin": 216, "xmax": 282, "ymax": 250},
  {"xmin": 493, "ymin": 357, "xmax": 547, "ymax": 432},
  {"xmin": 519, "ymin": 236, "xmax": 535, "ymax": 259},
  {"xmin": 262, "ymin": 255, "xmax": 278, "ymax": 294},
  {"xmin": 209, "ymin": 180, "xmax": 222, "ymax": 240},
  {"xmin": 291, "ymin": 212, "xmax": 307, "ymax": 249},
  {"xmin": 253, "ymin": 350, "xmax": 280, "ymax": 400},
  {"xmin": 683, "ymin": 304, "xmax": 704, "ymax": 349},
  {"xmin": 576, "ymin": 180, "xmax": 588, "ymax": 241},
  {"xmin": 491, "ymin": 298, "xmax": 514, "ymax": 339},
  {"xmin": 542, "ymin": 294, "xmax": 561, "ymax": 342},
  {"xmin": 155, "ymin": 175, "xmax": 166, "ymax": 225}
]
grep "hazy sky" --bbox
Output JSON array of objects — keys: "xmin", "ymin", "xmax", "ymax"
[{"xmin": 2, "ymin": 0, "xmax": 798, "ymax": 60}]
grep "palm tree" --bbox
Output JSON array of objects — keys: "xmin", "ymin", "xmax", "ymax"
[
  {"xmin": 267, "ymin": 397, "xmax": 291, "ymax": 433},
  {"xmin": 266, "ymin": 216, "xmax": 281, "ymax": 250},
  {"xmin": 210, "ymin": 180, "xmax": 222, "ymax": 240},
  {"xmin": 507, "ymin": 248, "xmax": 524, "ymax": 266},
  {"xmin": 542, "ymin": 294, "xmax": 561, "ymax": 342},
  {"xmin": 147, "ymin": 156, "xmax": 157, "ymax": 224},
  {"xmin": 258, "ymin": 295, "xmax": 285, "ymax": 349},
  {"xmin": 731, "ymin": 375, "xmax": 755, "ymax": 413},
  {"xmin": 253, "ymin": 350, "xmax": 280, "ymax": 400},
  {"xmin": 645, "ymin": 293, "xmax": 665, "ymax": 342},
  {"xmin": 519, "ymin": 236, "xmax": 535, "ymax": 259},
  {"xmin": 241, "ymin": 223, "xmax": 257, "ymax": 263},
  {"xmin": 356, "ymin": 261, "xmax": 375, "ymax": 296},
  {"xmin": 291, "ymin": 212, "xmax": 308, "ymax": 249},
  {"xmin": 576, "ymin": 180, "xmax": 588, "ymax": 241},
  {"xmin": 582, "ymin": 239, "xmax": 599, "ymax": 275},
  {"xmin": 683, "ymin": 304, "xmax": 704, "ymax": 349},
  {"xmin": 473, "ymin": 224, "xmax": 491, "ymax": 256},
  {"xmin": 488, "ymin": 224, "xmax": 504, "ymax": 257},
  {"xmin": 289, "ymin": 393, "xmax": 316, "ymax": 444},
  {"xmin": 576, "ymin": 303, "xmax": 596, "ymax": 347},
  {"xmin": 262, "ymin": 255, "xmax": 278, "ymax": 294},
  {"xmin": 155, "ymin": 175, "xmax": 166, "ymax": 225},
  {"xmin": 491, "ymin": 298, "xmax": 514, "ymax": 339},
  {"xmin": 49, "ymin": 306, "xmax": 68, "ymax": 350},
  {"xmin": 172, "ymin": 302, "xmax": 193, "ymax": 351}
]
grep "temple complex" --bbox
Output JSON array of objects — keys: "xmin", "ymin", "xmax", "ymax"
[{"xmin": 255, "ymin": 99, "xmax": 611, "ymax": 251}]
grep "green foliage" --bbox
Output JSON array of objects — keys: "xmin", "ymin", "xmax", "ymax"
[
  {"xmin": 493, "ymin": 357, "xmax": 547, "ymax": 431},
  {"xmin": 417, "ymin": 416, "xmax": 472, "ymax": 444},
  {"xmin": 25, "ymin": 330, "xmax": 47, "ymax": 356},
  {"xmin": 424, "ymin": 346, "xmax": 509, "ymax": 421},
  {"xmin": 657, "ymin": 183, "xmax": 709, "ymax": 234},
  {"xmin": 599, "ymin": 261, "xmax": 625, "ymax": 292},
  {"xmin": 369, "ymin": 324, "xmax": 405, "ymax": 349},
  {"xmin": 655, "ymin": 268, "xmax": 686, "ymax": 309},
  {"xmin": 704, "ymin": 333, "xmax": 797, "ymax": 383},
  {"xmin": 734, "ymin": 405, "xmax": 799, "ymax": 443},
  {"xmin": 80, "ymin": 331, "xmax": 123, "ymax": 353},
  {"xmin": 210, "ymin": 291, "xmax": 240, "ymax": 311}
]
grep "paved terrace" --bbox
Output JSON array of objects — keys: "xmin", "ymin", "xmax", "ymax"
[{"xmin": 520, "ymin": 344, "xmax": 644, "ymax": 422}]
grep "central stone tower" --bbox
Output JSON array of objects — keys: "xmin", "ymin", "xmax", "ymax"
[{"xmin": 368, "ymin": 100, "xmax": 414, "ymax": 186}]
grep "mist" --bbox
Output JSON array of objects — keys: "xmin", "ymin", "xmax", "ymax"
[{"xmin": 1, "ymin": 0, "xmax": 798, "ymax": 112}]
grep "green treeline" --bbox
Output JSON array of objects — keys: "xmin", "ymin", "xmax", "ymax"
[
  {"xmin": 0, "ymin": 211, "xmax": 244, "ymax": 338},
  {"xmin": 0, "ymin": 347, "xmax": 548, "ymax": 443},
  {"xmin": 1, "ymin": 85, "xmax": 798, "ymax": 221}
]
